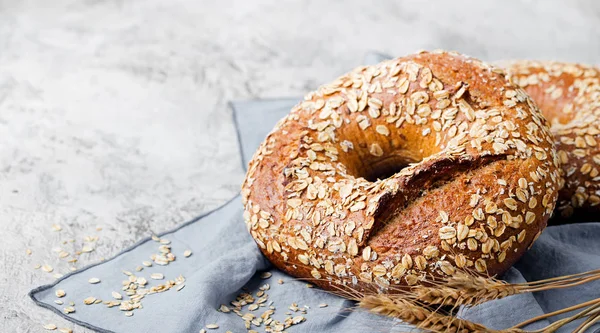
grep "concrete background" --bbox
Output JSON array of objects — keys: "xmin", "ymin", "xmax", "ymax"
[{"xmin": 1, "ymin": 0, "xmax": 599, "ymax": 332}]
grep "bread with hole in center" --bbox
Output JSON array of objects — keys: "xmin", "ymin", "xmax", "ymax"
[
  {"xmin": 505, "ymin": 61, "xmax": 600, "ymax": 221},
  {"xmin": 242, "ymin": 51, "xmax": 561, "ymax": 292}
]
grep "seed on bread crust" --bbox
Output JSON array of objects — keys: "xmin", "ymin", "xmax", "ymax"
[{"xmin": 242, "ymin": 51, "xmax": 560, "ymax": 293}]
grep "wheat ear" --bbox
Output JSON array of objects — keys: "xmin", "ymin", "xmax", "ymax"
[
  {"xmin": 406, "ymin": 268, "xmax": 600, "ymax": 307},
  {"xmin": 359, "ymin": 294, "xmax": 524, "ymax": 333}
]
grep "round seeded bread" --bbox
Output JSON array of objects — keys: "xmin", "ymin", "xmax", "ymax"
[
  {"xmin": 242, "ymin": 51, "xmax": 561, "ymax": 292},
  {"xmin": 506, "ymin": 61, "xmax": 600, "ymax": 220}
]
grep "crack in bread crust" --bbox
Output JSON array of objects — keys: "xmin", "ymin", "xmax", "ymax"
[{"xmin": 242, "ymin": 51, "xmax": 561, "ymax": 293}]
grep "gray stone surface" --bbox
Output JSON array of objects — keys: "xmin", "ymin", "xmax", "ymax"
[{"xmin": 0, "ymin": 0, "xmax": 599, "ymax": 332}]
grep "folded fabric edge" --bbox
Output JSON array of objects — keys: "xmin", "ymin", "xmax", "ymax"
[
  {"xmin": 28, "ymin": 194, "xmax": 242, "ymax": 333},
  {"xmin": 229, "ymin": 98, "xmax": 300, "ymax": 172}
]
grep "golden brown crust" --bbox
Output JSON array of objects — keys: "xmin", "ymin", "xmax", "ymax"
[
  {"xmin": 505, "ymin": 61, "xmax": 600, "ymax": 219},
  {"xmin": 242, "ymin": 51, "xmax": 561, "ymax": 293}
]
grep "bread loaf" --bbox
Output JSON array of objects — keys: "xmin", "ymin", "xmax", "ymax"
[
  {"xmin": 506, "ymin": 61, "xmax": 600, "ymax": 220},
  {"xmin": 242, "ymin": 51, "xmax": 561, "ymax": 292}
]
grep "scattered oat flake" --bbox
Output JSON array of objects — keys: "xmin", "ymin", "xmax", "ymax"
[
  {"xmin": 84, "ymin": 236, "xmax": 98, "ymax": 243},
  {"xmin": 135, "ymin": 266, "xmax": 143, "ymax": 272},
  {"xmin": 83, "ymin": 297, "xmax": 96, "ymax": 305},
  {"xmin": 88, "ymin": 278, "xmax": 100, "ymax": 284},
  {"xmin": 63, "ymin": 306, "xmax": 75, "ymax": 314},
  {"xmin": 111, "ymin": 291, "xmax": 123, "ymax": 300},
  {"xmin": 81, "ymin": 245, "xmax": 94, "ymax": 253},
  {"xmin": 150, "ymin": 273, "xmax": 164, "ymax": 280},
  {"xmin": 260, "ymin": 272, "xmax": 272, "ymax": 279},
  {"xmin": 176, "ymin": 284, "xmax": 185, "ymax": 291},
  {"xmin": 55, "ymin": 290, "xmax": 66, "ymax": 298},
  {"xmin": 306, "ymin": 283, "xmax": 314, "ymax": 288},
  {"xmin": 199, "ymin": 330, "xmax": 206, "ymax": 333},
  {"xmin": 59, "ymin": 328, "xmax": 73, "ymax": 333},
  {"xmin": 42, "ymin": 264, "xmax": 53, "ymax": 273},
  {"xmin": 218, "ymin": 304, "xmax": 230, "ymax": 313},
  {"xmin": 52, "ymin": 224, "xmax": 62, "ymax": 231},
  {"xmin": 142, "ymin": 261, "xmax": 152, "ymax": 267},
  {"xmin": 206, "ymin": 324, "xmax": 219, "ymax": 329},
  {"xmin": 53, "ymin": 273, "xmax": 63, "ymax": 279},
  {"xmin": 319, "ymin": 303, "xmax": 328, "ymax": 308},
  {"xmin": 54, "ymin": 300, "xmax": 64, "ymax": 305},
  {"xmin": 43, "ymin": 323, "xmax": 57, "ymax": 330},
  {"xmin": 34, "ymin": 264, "xmax": 41, "ymax": 269},
  {"xmin": 125, "ymin": 311, "xmax": 133, "ymax": 317},
  {"xmin": 277, "ymin": 279, "xmax": 284, "ymax": 284},
  {"xmin": 26, "ymin": 249, "xmax": 32, "ymax": 255},
  {"xmin": 184, "ymin": 250, "xmax": 192, "ymax": 257}
]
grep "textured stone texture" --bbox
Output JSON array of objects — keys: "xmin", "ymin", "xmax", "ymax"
[{"xmin": 0, "ymin": 1, "xmax": 599, "ymax": 332}]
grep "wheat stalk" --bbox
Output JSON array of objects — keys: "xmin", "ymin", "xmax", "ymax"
[
  {"xmin": 406, "ymin": 272, "xmax": 516, "ymax": 307},
  {"xmin": 358, "ymin": 290, "xmax": 600, "ymax": 333},
  {"xmin": 573, "ymin": 308, "xmax": 600, "ymax": 333},
  {"xmin": 308, "ymin": 266, "xmax": 600, "ymax": 331},
  {"xmin": 403, "ymin": 268, "xmax": 600, "ymax": 307},
  {"xmin": 325, "ymin": 282, "xmax": 508, "ymax": 332},
  {"xmin": 359, "ymin": 294, "xmax": 523, "ymax": 333},
  {"xmin": 513, "ymin": 297, "xmax": 600, "ymax": 329},
  {"xmin": 536, "ymin": 301, "xmax": 600, "ymax": 333}
]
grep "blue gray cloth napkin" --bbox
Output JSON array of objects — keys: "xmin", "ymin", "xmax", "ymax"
[{"xmin": 30, "ymin": 53, "xmax": 600, "ymax": 333}]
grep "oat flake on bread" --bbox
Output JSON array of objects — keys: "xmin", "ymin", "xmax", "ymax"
[
  {"xmin": 242, "ymin": 50, "xmax": 561, "ymax": 293},
  {"xmin": 506, "ymin": 60, "xmax": 600, "ymax": 220}
]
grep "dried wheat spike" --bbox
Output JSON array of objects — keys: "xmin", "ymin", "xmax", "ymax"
[
  {"xmin": 408, "ymin": 272, "xmax": 518, "ymax": 307},
  {"xmin": 359, "ymin": 295, "xmax": 524, "ymax": 333}
]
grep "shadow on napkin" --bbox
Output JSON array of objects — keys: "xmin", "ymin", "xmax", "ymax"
[{"xmin": 30, "ymin": 52, "xmax": 600, "ymax": 333}]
